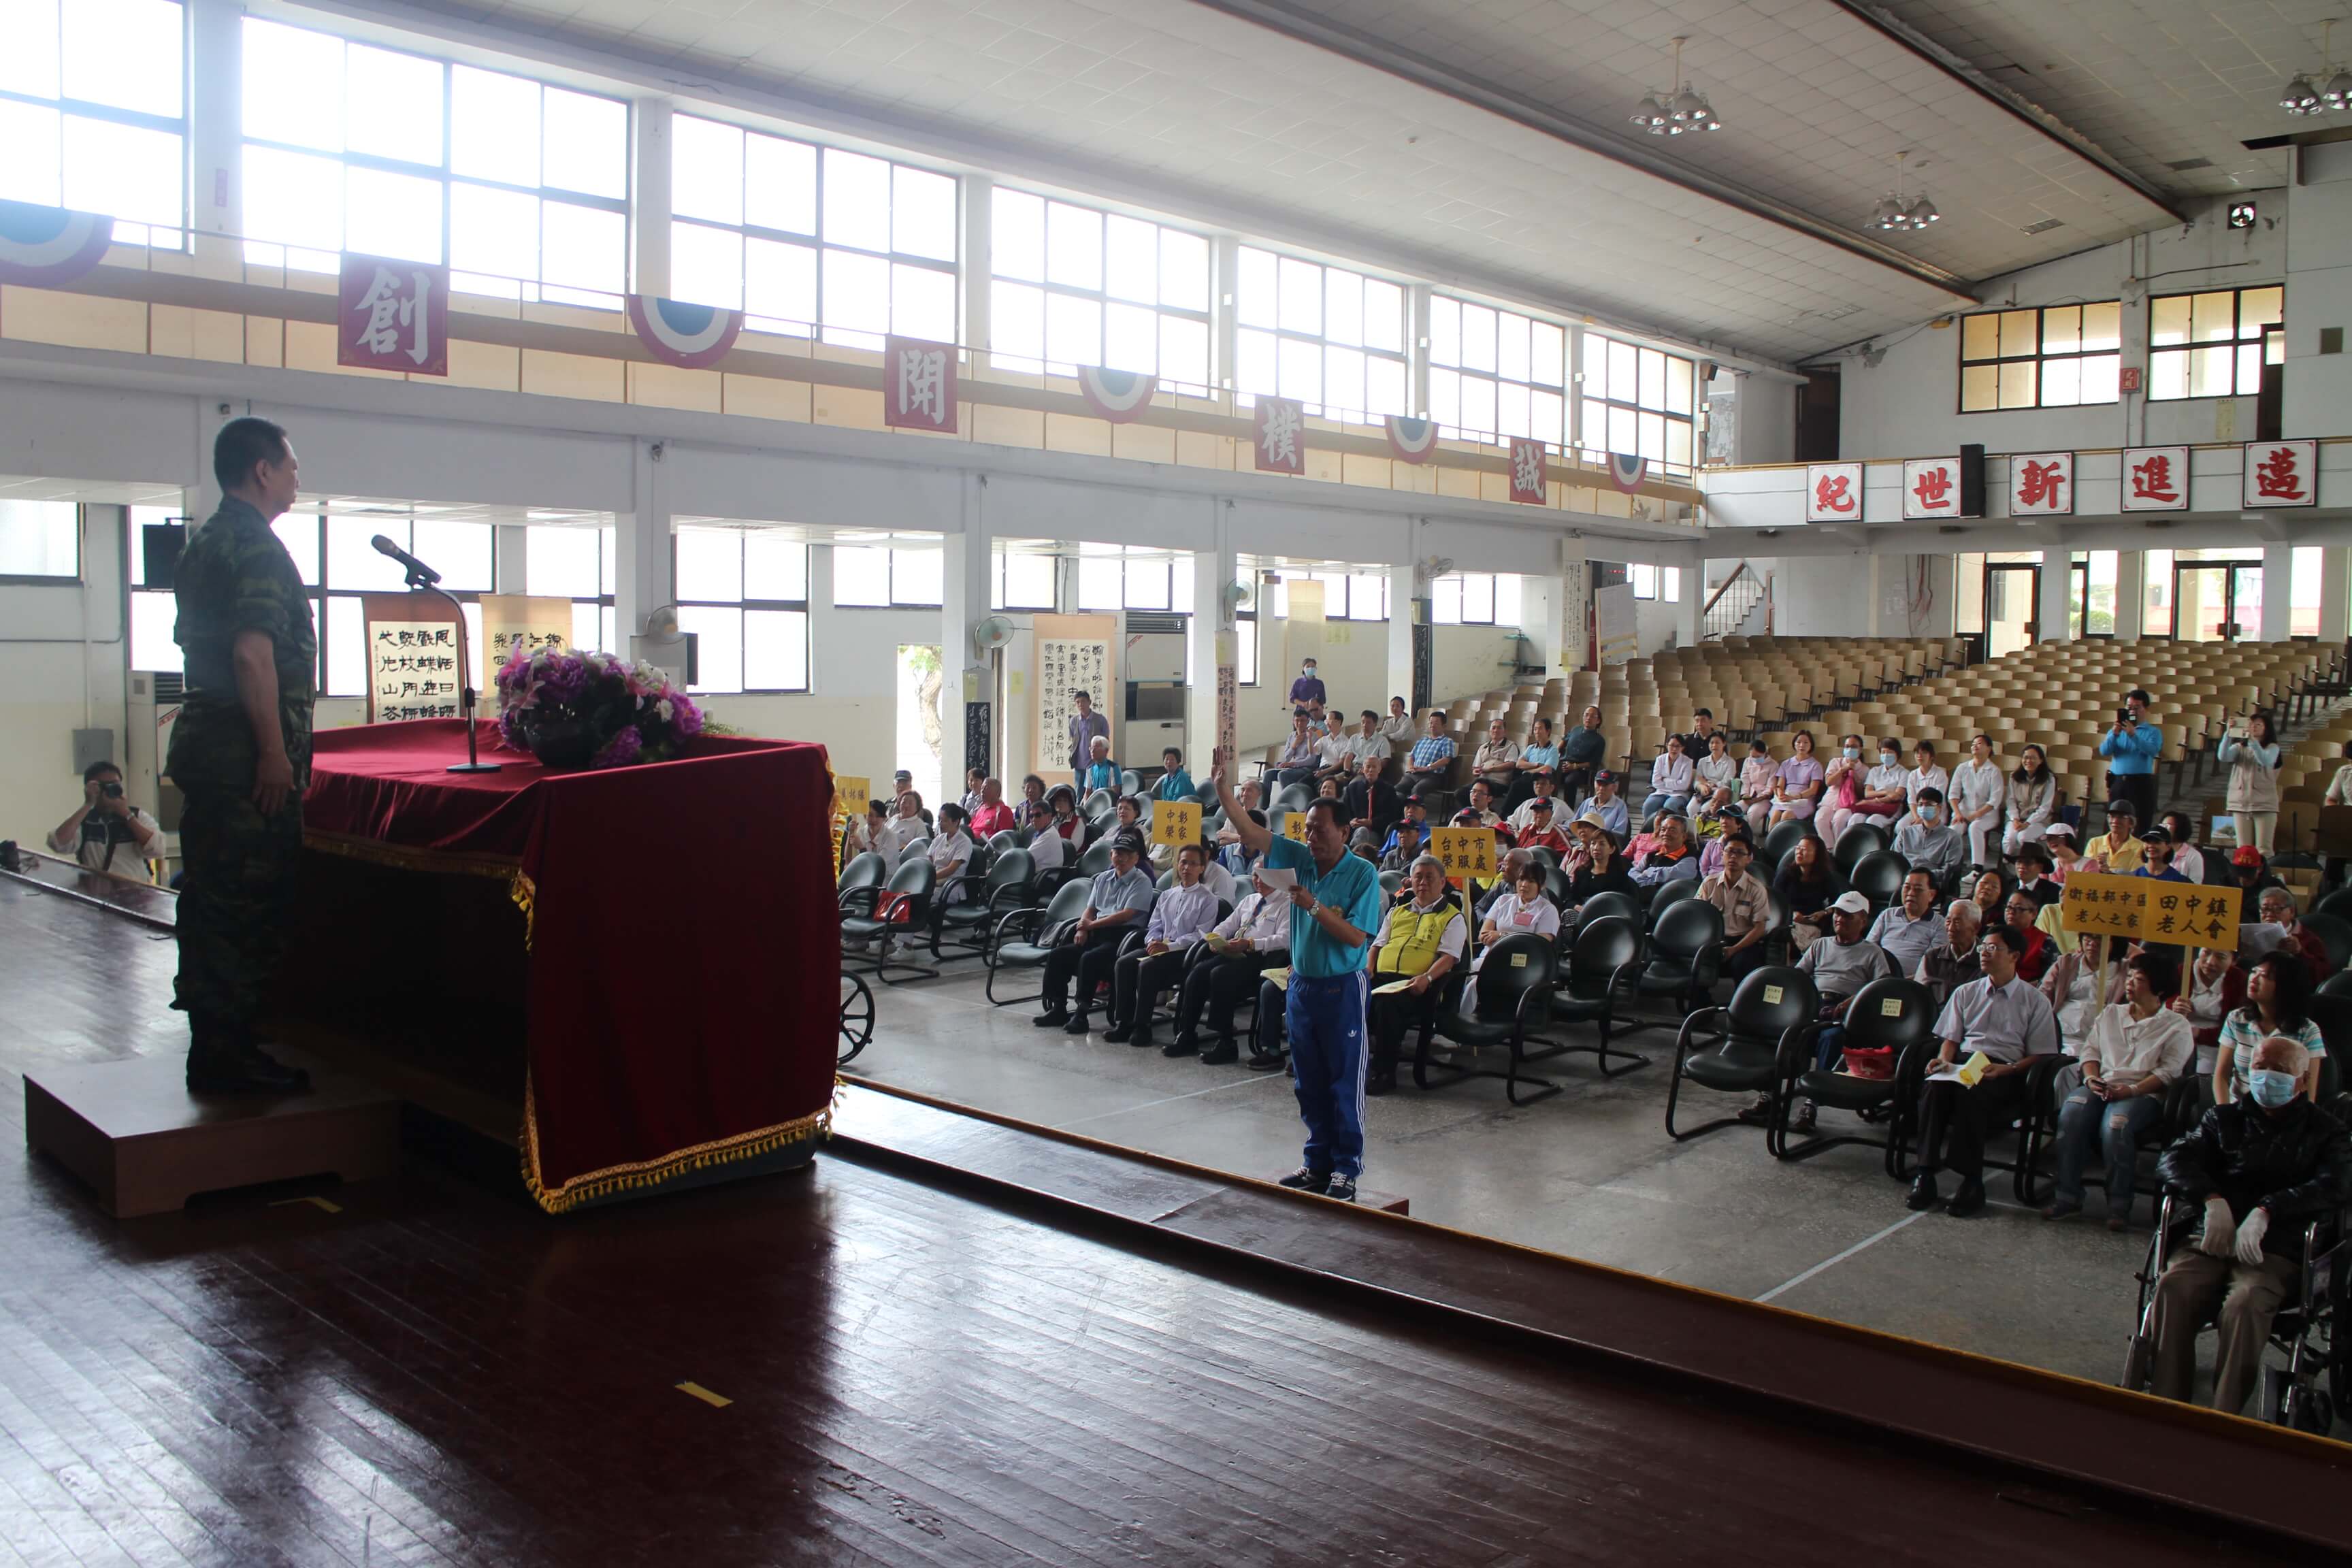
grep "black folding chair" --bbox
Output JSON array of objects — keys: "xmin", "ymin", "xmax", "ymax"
[
  {"xmin": 1774, "ymin": 977, "xmax": 1935, "ymax": 1168},
  {"xmin": 1546, "ymin": 914, "xmax": 1647, "ymax": 1077},
  {"xmin": 1422, "ymin": 933, "xmax": 1564, "ymax": 1105},
  {"xmin": 840, "ymin": 856, "xmax": 939, "ymax": 985},
  {"xmin": 932, "ymin": 847, "xmax": 1036, "ymax": 962},
  {"xmin": 983, "ymin": 879, "xmax": 1092, "ymax": 1006},
  {"xmin": 1665, "ymin": 966, "xmax": 1818, "ymax": 1143}
]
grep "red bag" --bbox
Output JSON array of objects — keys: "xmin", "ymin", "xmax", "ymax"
[{"xmin": 1840, "ymin": 1045, "xmax": 1895, "ymax": 1081}]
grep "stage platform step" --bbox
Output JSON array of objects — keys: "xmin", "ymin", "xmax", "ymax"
[{"xmin": 24, "ymin": 1051, "xmax": 400, "ymax": 1217}]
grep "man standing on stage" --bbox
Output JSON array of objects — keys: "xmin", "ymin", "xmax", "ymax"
[
  {"xmin": 169, "ymin": 417, "xmax": 316, "ymax": 1094},
  {"xmin": 1214, "ymin": 747, "xmax": 1384, "ymax": 1202}
]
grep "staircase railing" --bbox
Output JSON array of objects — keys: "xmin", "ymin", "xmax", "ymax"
[{"xmin": 1701, "ymin": 561, "xmax": 1768, "ymax": 641}]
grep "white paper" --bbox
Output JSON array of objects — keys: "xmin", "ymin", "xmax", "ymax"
[{"xmin": 1257, "ymin": 867, "xmax": 1300, "ymax": 890}]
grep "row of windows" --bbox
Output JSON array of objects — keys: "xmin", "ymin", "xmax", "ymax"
[
  {"xmin": 0, "ymin": 3, "xmax": 1706, "ymax": 467},
  {"xmin": 1957, "ymin": 288, "xmax": 2284, "ymax": 412}
]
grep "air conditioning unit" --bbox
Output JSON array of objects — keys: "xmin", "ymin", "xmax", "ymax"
[{"xmin": 127, "ymin": 670, "xmax": 184, "ymax": 836}]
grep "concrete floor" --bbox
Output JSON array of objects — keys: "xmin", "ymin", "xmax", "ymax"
[{"xmin": 845, "ymin": 959, "xmax": 2164, "ymax": 1388}]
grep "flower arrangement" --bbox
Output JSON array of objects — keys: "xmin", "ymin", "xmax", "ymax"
[{"xmin": 494, "ymin": 647, "xmax": 704, "ymax": 770}]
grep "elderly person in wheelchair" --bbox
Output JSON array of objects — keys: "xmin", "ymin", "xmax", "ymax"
[{"xmin": 2142, "ymin": 1034, "xmax": 2352, "ymax": 1416}]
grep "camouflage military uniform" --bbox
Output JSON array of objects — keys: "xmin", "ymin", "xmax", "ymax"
[{"xmin": 168, "ymin": 494, "xmax": 316, "ymax": 1034}]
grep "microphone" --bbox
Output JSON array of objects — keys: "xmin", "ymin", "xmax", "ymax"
[{"xmin": 370, "ymin": 534, "xmax": 440, "ymax": 585}]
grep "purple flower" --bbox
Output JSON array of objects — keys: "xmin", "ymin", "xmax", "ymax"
[{"xmin": 590, "ymin": 725, "xmax": 642, "ymax": 769}]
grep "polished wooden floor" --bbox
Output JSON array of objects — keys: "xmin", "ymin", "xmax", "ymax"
[{"xmin": 0, "ymin": 880, "xmax": 2320, "ymax": 1565}]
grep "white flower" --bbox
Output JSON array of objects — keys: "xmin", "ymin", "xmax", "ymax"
[{"xmin": 654, "ymin": 698, "xmax": 675, "ymax": 723}]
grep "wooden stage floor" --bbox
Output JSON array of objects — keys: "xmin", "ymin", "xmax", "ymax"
[{"xmin": 0, "ymin": 878, "xmax": 2341, "ymax": 1565}]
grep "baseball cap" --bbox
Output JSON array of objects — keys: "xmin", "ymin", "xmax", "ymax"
[
  {"xmin": 1111, "ymin": 830, "xmax": 1147, "ymax": 857},
  {"xmin": 1593, "ymin": 770, "xmax": 1616, "ymax": 785},
  {"xmin": 2234, "ymin": 846, "xmax": 2264, "ymax": 868},
  {"xmin": 1830, "ymin": 891, "xmax": 1872, "ymax": 915},
  {"xmin": 2043, "ymin": 821, "xmax": 2076, "ymax": 840},
  {"xmin": 1530, "ymin": 797, "xmax": 1554, "ymax": 812},
  {"xmin": 2106, "ymin": 797, "xmax": 2137, "ymax": 817},
  {"xmin": 2140, "ymin": 825, "xmax": 2171, "ymax": 846}
]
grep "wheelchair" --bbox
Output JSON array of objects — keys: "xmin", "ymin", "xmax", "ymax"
[
  {"xmin": 2119, "ymin": 1190, "xmax": 2350, "ymax": 1434},
  {"xmin": 838, "ymin": 972, "xmax": 877, "ymax": 1065}
]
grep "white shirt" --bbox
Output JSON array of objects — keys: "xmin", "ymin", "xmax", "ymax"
[
  {"xmin": 1379, "ymin": 898, "xmax": 1469, "ymax": 964},
  {"xmin": 1508, "ymin": 796, "xmax": 1568, "ymax": 832},
  {"xmin": 1143, "ymin": 881, "xmax": 1222, "ymax": 947},
  {"xmin": 1025, "ymin": 826, "xmax": 1068, "ymax": 872},
  {"xmin": 1933, "ymin": 974, "xmax": 2059, "ymax": 1064},
  {"xmin": 1348, "ymin": 732, "xmax": 1390, "ymax": 769},
  {"xmin": 1475, "ymin": 892, "xmax": 1561, "ymax": 967},
  {"xmin": 872, "ymin": 816, "xmax": 922, "ymax": 870},
  {"xmin": 926, "ymin": 828, "xmax": 974, "ymax": 886},
  {"xmin": 1648, "ymin": 753, "xmax": 1694, "ymax": 796},
  {"xmin": 1316, "ymin": 732, "xmax": 1354, "ymax": 768},
  {"xmin": 1212, "ymin": 890, "xmax": 1290, "ymax": 953},
  {"xmin": 49, "ymin": 808, "xmax": 162, "ymax": 878},
  {"xmin": 2170, "ymin": 843, "xmax": 2204, "ymax": 885},
  {"xmin": 2080, "ymin": 1001, "xmax": 2195, "ymax": 1083},
  {"xmin": 1379, "ymin": 713, "xmax": 1417, "ymax": 747},
  {"xmin": 1949, "ymin": 759, "xmax": 2005, "ymax": 817},
  {"xmin": 1863, "ymin": 761, "xmax": 1909, "ymax": 799},
  {"xmin": 1695, "ymin": 754, "xmax": 1740, "ymax": 795},
  {"xmin": 1200, "ymin": 858, "xmax": 1238, "ymax": 906}
]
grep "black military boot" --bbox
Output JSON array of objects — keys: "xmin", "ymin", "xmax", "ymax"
[{"xmin": 186, "ymin": 1017, "xmax": 312, "ymax": 1095}]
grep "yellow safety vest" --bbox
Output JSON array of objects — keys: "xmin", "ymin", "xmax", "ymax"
[{"xmin": 1375, "ymin": 902, "xmax": 1462, "ymax": 977}]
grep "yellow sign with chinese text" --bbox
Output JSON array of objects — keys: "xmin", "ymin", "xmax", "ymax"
[
  {"xmin": 1152, "ymin": 800, "xmax": 1201, "ymax": 848},
  {"xmin": 834, "ymin": 774, "xmax": 871, "ymax": 818},
  {"xmin": 2059, "ymin": 872, "xmax": 2240, "ymax": 950},
  {"xmin": 1431, "ymin": 826, "xmax": 1498, "ymax": 882}
]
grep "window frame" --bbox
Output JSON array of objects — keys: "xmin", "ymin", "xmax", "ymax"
[
  {"xmin": 1426, "ymin": 295, "xmax": 1568, "ymax": 450},
  {"xmin": 667, "ymin": 112, "xmax": 958, "ymax": 350},
  {"xmin": 1231, "ymin": 244, "xmax": 1410, "ymax": 427},
  {"xmin": 1956, "ymin": 302, "xmax": 2123, "ymax": 413},
  {"xmin": 987, "ymin": 186, "xmax": 1213, "ymax": 393},
  {"xmin": 831, "ymin": 543, "xmax": 943, "ymax": 610},
  {"xmin": 671, "ymin": 525, "xmax": 811, "ymax": 695},
  {"xmin": 1579, "ymin": 333, "xmax": 1697, "ymax": 478},
  {"xmin": 236, "ymin": 17, "xmax": 630, "ymax": 301},
  {"xmin": 2146, "ymin": 285, "xmax": 2285, "ymax": 403},
  {"xmin": 0, "ymin": 0, "xmax": 189, "ymax": 250},
  {"xmin": 0, "ymin": 499, "xmax": 83, "ymax": 586},
  {"xmin": 1431, "ymin": 572, "xmax": 1501, "ymax": 627}
]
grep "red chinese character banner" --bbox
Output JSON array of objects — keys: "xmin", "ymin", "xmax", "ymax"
[
  {"xmin": 1806, "ymin": 461, "xmax": 1861, "ymax": 523},
  {"xmin": 2008, "ymin": 451, "xmax": 2073, "ymax": 517},
  {"xmin": 338, "ymin": 255, "xmax": 448, "ymax": 376},
  {"xmin": 1901, "ymin": 457, "xmax": 1958, "ymax": 520},
  {"xmin": 1507, "ymin": 438, "xmax": 1547, "ymax": 504},
  {"xmin": 2121, "ymin": 445, "xmax": 2189, "ymax": 512},
  {"xmin": 1254, "ymin": 396, "xmax": 1305, "ymax": 474},
  {"xmin": 2244, "ymin": 440, "xmax": 2317, "ymax": 508},
  {"xmin": 883, "ymin": 336, "xmax": 958, "ymax": 431}
]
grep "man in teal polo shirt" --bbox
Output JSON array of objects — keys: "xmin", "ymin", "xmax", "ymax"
[{"xmin": 1215, "ymin": 749, "xmax": 1386, "ymax": 1202}]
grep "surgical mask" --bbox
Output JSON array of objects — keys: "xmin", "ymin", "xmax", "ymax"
[
  {"xmin": 1302, "ymin": 666, "xmax": 1314, "ymax": 676},
  {"xmin": 2248, "ymin": 1068, "xmax": 2299, "ymax": 1109},
  {"xmin": 1880, "ymin": 752, "xmax": 1897, "ymax": 766},
  {"xmin": 1917, "ymin": 806, "xmax": 1938, "ymax": 823},
  {"xmin": 1842, "ymin": 746, "xmax": 1861, "ymax": 760}
]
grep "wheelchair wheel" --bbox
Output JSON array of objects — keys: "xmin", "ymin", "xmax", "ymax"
[
  {"xmin": 2285, "ymin": 1383, "xmax": 2334, "ymax": 1436},
  {"xmin": 2119, "ymin": 1335, "xmax": 2152, "ymax": 1393},
  {"xmin": 838, "ymin": 973, "xmax": 875, "ymax": 1065}
]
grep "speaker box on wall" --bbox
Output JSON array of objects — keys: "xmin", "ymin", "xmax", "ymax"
[
  {"xmin": 141, "ymin": 521, "xmax": 186, "ymax": 588},
  {"xmin": 1957, "ymin": 444, "xmax": 1986, "ymax": 518}
]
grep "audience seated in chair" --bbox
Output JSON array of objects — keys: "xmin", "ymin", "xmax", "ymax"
[
  {"xmin": 1012, "ymin": 772, "xmax": 1051, "ymax": 834},
  {"xmin": 1737, "ymin": 737, "xmax": 1778, "ymax": 836},
  {"xmin": 1915, "ymin": 898, "xmax": 1982, "ymax": 1008},
  {"xmin": 1693, "ymin": 731, "xmax": 1740, "ymax": 822},
  {"xmin": 969, "ymin": 778, "xmax": 1016, "ymax": 838},
  {"xmin": 1767, "ymin": 892, "xmax": 1899, "ymax": 1134},
  {"xmin": 1629, "ymin": 812, "xmax": 1699, "ymax": 887},
  {"xmin": 1774, "ymin": 832, "xmax": 1841, "ymax": 952},
  {"xmin": 2213, "ymin": 952, "xmax": 2326, "ymax": 1107},
  {"xmin": 1379, "ymin": 819, "xmax": 1427, "ymax": 875},
  {"xmin": 1514, "ymin": 796, "xmax": 1571, "ymax": 855},
  {"xmin": 1767, "ymin": 730, "xmax": 1824, "ymax": 832},
  {"xmin": 1906, "ymin": 924, "xmax": 2060, "ymax": 1219},
  {"xmin": 2085, "ymin": 798, "xmax": 2146, "ymax": 875},
  {"xmin": 1469, "ymin": 860, "xmax": 1561, "ymax": 1013},
  {"xmin": 1273, "ymin": 710, "xmax": 1322, "ymax": 788},
  {"xmin": 1642, "ymin": 734, "xmax": 1695, "ymax": 826},
  {"xmin": 1403, "ymin": 711, "xmax": 1458, "ymax": 802},
  {"xmin": 2148, "ymin": 1034, "xmax": 2351, "ymax": 1413},
  {"xmin": 2044, "ymin": 952, "xmax": 2194, "ymax": 1230},
  {"xmin": 1865, "ymin": 867, "xmax": 1942, "ymax": 979},
  {"xmin": 1081, "ymin": 735, "xmax": 1120, "ymax": 796},
  {"xmin": 1557, "ymin": 706, "xmax": 1606, "ymax": 805},
  {"xmin": 2000, "ymin": 892, "xmax": 2055, "ymax": 982},
  {"xmin": 926, "ymin": 804, "xmax": 976, "ymax": 902},
  {"xmin": 1364, "ymin": 855, "xmax": 1467, "ymax": 1096},
  {"xmin": 1892, "ymin": 787, "xmax": 1966, "ymax": 884},
  {"xmin": 2173, "ymin": 945, "xmax": 2247, "ymax": 1094},
  {"xmin": 1152, "ymin": 747, "xmax": 1196, "ymax": 802},
  {"xmin": 2012, "ymin": 842, "xmax": 2063, "ymax": 908},
  {"xmin": 1948, "ymin": 733, "xmax": 2006, "ymax": 872},
  {"xmin": 2003, "ymin": 743, "xmax": 2059, "ymax": 859},
  {"xmin": 1343, "ymin": 754, "xmax": 1401, "ymax": 840},
  {"xmin": 2255, "ymin": 886, "xmax": 2332, "ymax": 987},
  {"xmin": 1697, "ymin": 834, "xmax": 1770, "ymax": 981},
  {"xmin": 1505, "ymin": 715, "xmax": 1563, "ymax": 809},
  {"xmin": 1169, "ymin": 871, "xmax": 1291, "ymax": 1064},
  {"xmin": 1032, "ymin": 831, "xmax": 1156, "ymax": 1036},
  {"xmin": 1565, "ymin": 818, "xmax": 1635, "ymax": 917},
  {"xmin": 1581, "ymin": 772, "xmax": 1629, "ymax": 840},
  {"xmin": 1105, "ymin": 844, "xmax": 1222, "ymax": 1049}
]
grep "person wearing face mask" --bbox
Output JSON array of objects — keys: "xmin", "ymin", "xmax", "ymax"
[
  {"xmin": 1838, "ymin": 737, "xmax": 1912, "ymax": 843},
  {"xmin": 2212, "ymin": 952, "xmax": 2325, "ymax": 1105},
  {"xmin": 1286, "ymin": 657, "xmax": 1326, "ymax": 712},
  {"xmin": 1903, "ymin": 741, "xmax": 1948, "ymax": 827},
  {"xmin": 1817, "ymin": 734, "xmax": 1869, "ymax": 845},
  {"xmin": 2148, "ymin": 1034, "xmax": 2351, "ymax": 1413},
  {"xmin": 1891, "ymin": 787, "xmax": 1965, "ymax": 884}
]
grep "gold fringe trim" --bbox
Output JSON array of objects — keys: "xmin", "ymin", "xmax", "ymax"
[
  {"xmin": 305, "ymin": 830, "xmax": 536, "ymax": 947},
  {"xmin": 519, "ymin": 1068, "xmax": 834, "ymax": 1215}
]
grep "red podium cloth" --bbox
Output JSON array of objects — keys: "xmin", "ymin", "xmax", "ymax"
[{"xmin": 304, "ymin": 720, "xmax": 838, "ymax": 1211}]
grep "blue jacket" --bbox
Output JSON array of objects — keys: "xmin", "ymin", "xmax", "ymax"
[
  {"xmin": 1154, "ymin": 769, "xmax": 1196, "ymax": 801},
  {"xmin": 2097, "ymin": 720, "xmax": 2162, "ymax": 776}
]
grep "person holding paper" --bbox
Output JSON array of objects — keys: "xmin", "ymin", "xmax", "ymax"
[
  {"xmin": 2255, "ymin": 887, "xmax": 2331, "ymax": 985},
  {"xmin": 1906, "ymin": 924, "xmax": 2059, "ymax": 1218},
  {"xmin": 1169, "ymin": 872, "xmax": 1291, "ymax": 1063},
  {"xmin": 2149, "ymin": 1034, "xmax": 2352, "ymax": 1413},
  {"xmin": 1215, "ymin": 752, "xmax": 1386, "ymax": 1202},
  {"xmin": 1364, "ymin": 855, "xmax": 1469, "ymax": 1096},
  {"xmin": 2042, "ymin": 952, "xmax": 2195, "ymax": 1229},
  {"xmin": 1105, "ymin": 845, "xmax": 1221, "ymax": 1049}
]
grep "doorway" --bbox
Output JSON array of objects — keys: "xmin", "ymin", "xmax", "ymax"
[
  {"xmin": 2171, "ymin": 560, "xmax": 2261, "ymax": 642},
  {"xmin": 896, "ymin": 644, "xmax": 945, "ymax": 810},
  {"xmin": 2068, "ymin": 551, "xmax": 2117, "ymax": 639},
  {"xmin": 1984, "ymin": 561, "xmax": 2040, "ymax": 659}
]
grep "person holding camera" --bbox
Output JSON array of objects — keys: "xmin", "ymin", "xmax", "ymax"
[
  {"xmin": 2216, "ymin": 709, "xmax": 2283, "ymax": 857},
  {"xmin": 2097, "ymin": 687, "xmax": 2162, "ymax": 830},
  {"xmin": 48, "ymin": 760, "xmax": 163, "ymax": 881}
]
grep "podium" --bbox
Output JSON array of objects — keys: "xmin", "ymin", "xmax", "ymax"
[{"xmin": 24, "ymin": 1052, "xmax": 399, "ymax": 1217}]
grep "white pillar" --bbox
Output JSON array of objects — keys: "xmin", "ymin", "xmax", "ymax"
[
  {"xmin": 1188, "ymin": 501, "xmax": 1235, "ymax": 770},
  {"xmin": 1674, "ymin": 557, "xmax": 1703, "ymax": 648},
  {"xmin": 2115, "ymin": 550, "xmax": 2145, "ymax": 642},
  {"xmin": 938, "ymin": 483, "xmax": 992, "ymax": 779},
  {"xmin": 2037, "ymin": 549, "xmax": 2074, "ymax": 644},
  {"xmin": 1558, "ymin": 536, "xmax": 1590, "ymax": 672},
  {"xmin": 630, "ymin": 98, "xmax": 673, "ymax": 298},
  {"xmin": 2320, "ymin": 546, "xmax": 2349, "ymax": 642},
  {"xmin": 619, "ymin": 438, "xmax": 674, "ymax": 670},
  {"xmin": 186, "ymin": 0, "xmax": 240, "ymax": 279},
  {"xmin": 1407, "ymin": 284, "xmax": 1432, "ymax": 416},
  {"xmin": 2261, "ymin": 541, "xmax": 2296, "ymax": 641},
  {"xmin": 1518, "ymin": 575, "xmax": 1558, "ymax": 674},
  {"xmin": 960, "ymin": 174, "xmax": 991, "ymax": 370},
  {"xmin": 1212, "ymin": 236, "xmax": 1240, "ymax": 397},
  {"xmin": 1386, "ymin": 563, "xmax": 1418, "ymax": 713}
]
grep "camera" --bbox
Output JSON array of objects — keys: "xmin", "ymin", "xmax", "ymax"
[
  {"xmin": 2115, "ymin": 707, "xmax": 2133, "ymax": 727},
  {"xmin": 100, "ymin": 781, "xmax": 124, "ymax": 799}
]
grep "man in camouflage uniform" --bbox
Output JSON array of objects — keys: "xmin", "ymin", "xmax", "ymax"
[{"xmin": 169, "ymin": 417, "xmax": 316, "ymax": 1094}]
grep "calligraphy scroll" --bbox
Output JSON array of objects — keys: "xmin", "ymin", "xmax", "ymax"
[
  {"xmin": 363, "ymin": 599, "xmax": 463, "ymax": 724},
  {"xmin": 480, "ymin": 594, "xmax": 575, "ymax": 690},
  {"xmin": 1030, "ymin": 612, "xmax": 1120, "ymax": 778}
]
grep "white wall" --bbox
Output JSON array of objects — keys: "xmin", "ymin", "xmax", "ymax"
[
  {"xmin": 1833, "ymin": 193, "xmax": 2285, "ymax": 461},
  {"xmin": 2287, "ymin": 143, "xmax": 2352, "ymax": 438},
  {"xmin": 0, "ymin": 508, "xmax": 128, "ymax": 852}
]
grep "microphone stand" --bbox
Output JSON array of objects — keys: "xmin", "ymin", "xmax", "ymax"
[{"xmin": 405, "ymin": 568, "xmax": 502, "ymax": 774}]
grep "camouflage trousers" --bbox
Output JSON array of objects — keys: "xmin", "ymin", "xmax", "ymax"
[{"xmin": 169, "ymin": 706, "xmax": 308, "ymax": 1029}]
